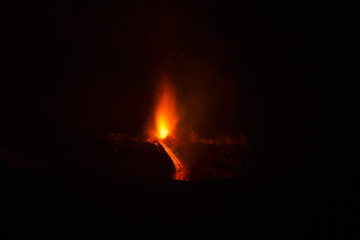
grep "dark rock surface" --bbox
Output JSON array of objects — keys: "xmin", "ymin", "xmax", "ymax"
[
  {"xmin": 0, "ymin": 137, "xmax": 174, "ymax": 179},
  {"xmin": 1, "ymin": 135, "xmax": 252, "ymax": 180}
]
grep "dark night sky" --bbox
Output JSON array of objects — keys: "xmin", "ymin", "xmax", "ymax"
[{"xmin": 2, "ymin": 1, "xmax": 358, "ymax": 169}]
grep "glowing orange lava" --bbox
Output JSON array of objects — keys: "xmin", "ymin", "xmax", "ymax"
[
  {"xmin": 154, "ymin": 79, "xmax": 178, "ymax": 140},
  {"xmin": 150, "ymin": 76, "xmax": 188, "ymax": 180},
  {"xmin": 158, "ymin": 140, "xmax": 187, "ymax": 180}
]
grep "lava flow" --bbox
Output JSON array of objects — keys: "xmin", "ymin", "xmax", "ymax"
[
  {"xmin": 158, "ymin": 139, "xmax": 187, "ymax": 180},
  {"xmin": 147, "ymin": 77, "xmax": 188, "ymax": 180}
]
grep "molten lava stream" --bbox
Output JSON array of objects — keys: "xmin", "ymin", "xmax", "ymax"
[{"xmin": 159, "ymin": 140, "xmax": 187, "ymax": 181}]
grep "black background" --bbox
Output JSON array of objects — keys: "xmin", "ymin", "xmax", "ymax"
[{"xmin": 1, "ymin": 0, "xmax": 359, "ymax": 238}]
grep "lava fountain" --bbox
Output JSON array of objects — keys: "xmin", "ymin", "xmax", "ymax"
[{"xmin": 147, "ymin": 76, "xmax": 188, "ymax": 180}]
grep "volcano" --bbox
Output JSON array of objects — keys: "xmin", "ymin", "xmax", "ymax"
[{"xmin": 140, "ymin": 74, "xmax": 252, "ymax": 180}]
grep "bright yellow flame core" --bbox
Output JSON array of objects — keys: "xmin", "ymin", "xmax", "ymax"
[{"xmin": 159, "ymin": 127, "xmax": 168, "ymax": 139}]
